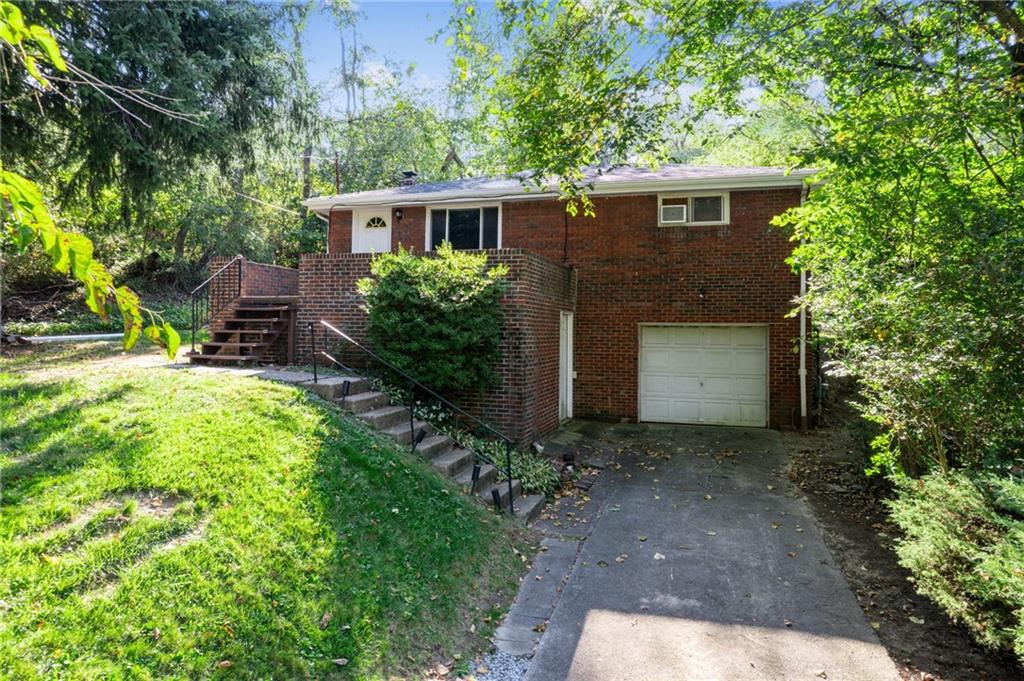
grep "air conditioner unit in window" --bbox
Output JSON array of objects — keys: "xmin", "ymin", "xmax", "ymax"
[{"xmin": 660, "ymin": 203, "xmax": 687, "ymax": 225}]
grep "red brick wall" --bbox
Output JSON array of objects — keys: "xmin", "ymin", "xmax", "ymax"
[
  {"xmin": 327, "ymin": 210, "xmax": 352, "ymax": 253},
  {"xmin": 296, "ymin": 252, "xmax": 374, "ymax": 368},
  {"xmin": 296, "ymin": 249, "xmax": 575, "ymax": 444},
  {"xmin": 391, "ymin": 206, "xmax": 425, "ymax": 252},
  {"xmin": 450, "ymin": 250, "xmax": 576, "ymax": 443},
  {"xmin": 501, "ymin": 189, "xmax": 804, "ymax": 428},
  {"xmin": 242, "ymin": 262, "xmax": 299, "ymax": 297},
  {"xmin": 208, "ymin": 256, "xmax": 299, "ymax": 301}
]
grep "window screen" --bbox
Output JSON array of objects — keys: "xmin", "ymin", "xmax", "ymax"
[
  {"xmin": 691, "ymin": 196, "xmax": 724, "ymax": 223},
  {"xmin": 447, "ymin": 209, "xmax": 480, "ymax": 249},
  {"xmin": 482, "ymin": 207, "xmax": 499, "ymax": 248},
  {"xmin": 430, "ymin": 210, "xmax": 446, "ymax": 250}
]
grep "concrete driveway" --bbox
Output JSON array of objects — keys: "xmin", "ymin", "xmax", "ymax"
[{"xmin": 522, "ymin": 422, "xmax": 897, "ymax": 681}]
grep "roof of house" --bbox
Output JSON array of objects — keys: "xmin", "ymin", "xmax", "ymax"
[{"xmin": 302, "ymin": 164, "xmax": 816, "ymax": 213}]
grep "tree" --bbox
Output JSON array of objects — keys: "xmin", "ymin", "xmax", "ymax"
[
  {"xmin": 1, "ymin": 1, "xmax": 176, "ymax": 356},
  {"xmin": 2, "ymin": 0, "xmax": 287, "ymax": 240},
  {"xmin": 456, "ymin": 0, "xmax": 1024, "ymax": 474}
]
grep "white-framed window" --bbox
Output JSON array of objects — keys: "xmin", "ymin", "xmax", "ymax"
[
  {"xmin": 425, "ymin": 205, "xmax": 501, "ymax": 250},
  {"xmin": 658, "ymin": 192, "xmax": 730, "ymax": 226}
]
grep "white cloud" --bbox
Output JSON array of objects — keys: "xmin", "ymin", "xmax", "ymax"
[{"xmin": 361, "ymin": 60, "xmax": 396, "ymax": 88}]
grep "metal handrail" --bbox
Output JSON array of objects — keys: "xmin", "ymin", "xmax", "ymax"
[
  {"xmin": 190, "ymin": 255, "xmax": 243, "ymax": 353},
  {"xmin": 314, "ymin": 320, "xmax": 516, "ymax": 516},
  {"xmin": 191, "ymin": 254, "xmax": 244, "ymax": 295}
]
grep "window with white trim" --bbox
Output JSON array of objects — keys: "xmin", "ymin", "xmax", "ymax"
[
  {"xmin": 658, "ymin": 193, "xmax": 729, "ymax": 226},
  {"xmin": 428, "ymin": 206, "xmax": 500, "ymax": 250}
]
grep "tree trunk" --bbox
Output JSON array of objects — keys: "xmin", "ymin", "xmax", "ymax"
[
  {"xmin": 173, "ymin": 223, "xmax": 190, "ymax": 262},
  {"xmin": 301, "ymin": 144, "xmax": 312, "ymax": 199}
]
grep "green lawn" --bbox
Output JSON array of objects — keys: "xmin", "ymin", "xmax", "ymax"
[{"xmin": 0, "ymin": 343, "xmax": 533, "ymax": 679}]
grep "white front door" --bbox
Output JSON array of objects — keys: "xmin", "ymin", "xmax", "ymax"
[
  {"xmin": 639, "ymin": 325, "xmax": 768, "ymax": 427},
  {"xmin": 352, "ymin": 209, "xmax": 392, "ymax": 253},
  {"xmin": 559, "ymin": 311, "xmax": 574, "ymax": 421}
]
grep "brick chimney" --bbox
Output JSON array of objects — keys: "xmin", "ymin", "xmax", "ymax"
[{"xmin": 399, "ymin": 170, "xmax": 418, "ymax": 186}]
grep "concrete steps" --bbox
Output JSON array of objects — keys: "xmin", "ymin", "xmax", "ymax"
[{"xmin": 312, "ymin": 372, "xmax": 546, "ymax": 525}]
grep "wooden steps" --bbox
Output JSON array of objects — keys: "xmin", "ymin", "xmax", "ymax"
[{"xmin": 188, "ymin": 298, "xmax": 296, "ymax": 366}]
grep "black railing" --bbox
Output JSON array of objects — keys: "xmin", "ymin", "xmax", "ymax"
[
  {"xmin": 312, "ymin": 320, "xmax": 516, "ymax": 516},
  {"xmin": 190, "ymin": 255, "xmax": 243, "ymax": 353}
]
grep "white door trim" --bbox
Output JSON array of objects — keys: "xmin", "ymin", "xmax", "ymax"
[
  {"xmin": 637, "ymin": 323, "xmax": 770, "ymax": 427},
  {"xmin": 560, "ymin": 311, "xmax": 574, "ymax": 422}
]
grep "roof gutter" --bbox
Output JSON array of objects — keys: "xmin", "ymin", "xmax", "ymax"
[{"xmin": 302, "ymin": 172, "xmax": 817, "ymax": 215}]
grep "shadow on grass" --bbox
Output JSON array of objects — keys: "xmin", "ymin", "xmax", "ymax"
[
  {"xmin": 1, "ymin": 384, "xmax": 142, "ymax": 516},
  {"xmin": 308, "ymin": 402, "xmax": 515, "ymax": 676},
  {"xmin": 207, "ymin": 388, "xmax": 514, "ymax": 676},
  {"xmin": 2, "ymin": 383, "xmax": 132, "ymax": 467},
  {"xmin": 1, "ymin": 341, "xmax": 127, "ymax": 369}
]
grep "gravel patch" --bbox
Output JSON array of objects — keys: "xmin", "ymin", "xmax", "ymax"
[{"xmin": 472, "ymin": 651, "xmax": 530, "ymax": 681}]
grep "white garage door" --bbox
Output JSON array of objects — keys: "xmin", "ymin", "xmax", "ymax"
[{"xmin": 639, "ymin": 325, "xmax": 767, "ymax": 427}]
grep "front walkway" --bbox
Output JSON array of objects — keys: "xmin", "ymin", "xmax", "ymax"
[{"xmin": 516, "ymin": 422, "xmax": 897, "ymax": 681}]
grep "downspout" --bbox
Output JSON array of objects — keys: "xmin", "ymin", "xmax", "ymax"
[
  {"xmin": 562, "ymin": 210, "xmax": 569, "ymax": 262},
  {"xmin": 798, "ymin": 183, "xmax": 809, "ymax": 430},
  {"xmin": 319, "ymin": 203, "xmax": 352, "ymax": 254}
]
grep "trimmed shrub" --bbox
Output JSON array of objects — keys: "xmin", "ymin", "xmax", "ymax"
[
  {"xmin": 358, "ymin": 244, "xmax": 508, "ymax": 394},
  {"xmin": 889, "ymin": 473, "xmax": 1024, "ymax": 661}
]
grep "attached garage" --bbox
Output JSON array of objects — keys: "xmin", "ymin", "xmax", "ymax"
[{"xmin": 639, "ymin": 325, "xmax": 768, "ymax": 427}]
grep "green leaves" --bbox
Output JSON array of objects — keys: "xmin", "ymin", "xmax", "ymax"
[
  {"xmin": 359, "ymin": 245, "xmax": 508, "ymax": 394},
  {"xmin": 28, "ymin": 23, "xmax": 66, "ymax": 71},
  {"xmin": 2, "ymin": 167, "xmax": 178, "ymax": 358},
  {"xmin": 144, "ymin": 321, "xmax": 181, "ymax": 358},
  {"xmin": 0, "ymin": 1, "xmax": 67, "ymax": 88}
]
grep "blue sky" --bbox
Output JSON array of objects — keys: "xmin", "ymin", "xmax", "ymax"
[{"xmin": 299, "ymin": 1, "xmax": 463, "ymax": 110}]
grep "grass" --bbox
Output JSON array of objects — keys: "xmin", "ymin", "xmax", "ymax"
[{"xmin": 0, "ymin": 343, "xmax": 533, "ymax": 679}]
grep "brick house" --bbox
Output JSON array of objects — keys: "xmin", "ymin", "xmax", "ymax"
[{"xmin": 198, "ymin": 165, "xmax": 814, "ymax": 444}]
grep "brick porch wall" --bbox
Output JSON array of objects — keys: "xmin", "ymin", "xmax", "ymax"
[{"xmin": 296, "ymin": 249, "xmax": 575, "ymax": 444}]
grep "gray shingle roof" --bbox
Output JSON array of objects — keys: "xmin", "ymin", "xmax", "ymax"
[{"xmin": 303, "ymin": 163, "xmax": 815, "ymax": 212}]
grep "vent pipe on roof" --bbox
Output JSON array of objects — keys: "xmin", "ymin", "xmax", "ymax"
[{"xmin": 399, "ymin": 170, "xmax": 418, "ymax": 186}]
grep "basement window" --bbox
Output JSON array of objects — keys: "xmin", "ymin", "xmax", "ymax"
[
  {"xmin": 658, "ymin": 193, "xmax": 729, "ymax": 226},
  {"xmin": 428, "ymin": 206, "xmax": 500, "ymax": 250}
]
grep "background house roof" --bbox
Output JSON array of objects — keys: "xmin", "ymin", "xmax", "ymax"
[{"xmin": 303, "ymin": 164, "xmax": 817, "ymax": 213}]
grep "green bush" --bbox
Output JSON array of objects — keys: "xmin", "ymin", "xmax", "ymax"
[
  {"xmin": 367, "ymin": 376, "xmax": 561, "ymax": 497},
  {"xmin": 889, "ymin": 473, "xmax": 1024, "ymax": 661},
  {"xmin": 358, "ymin": 243, "xmax": 508, "ymax": 394},
  {"xmin": 451, "ymin": 429, "xmax": 561, "ymax": 497}
]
